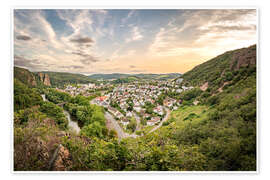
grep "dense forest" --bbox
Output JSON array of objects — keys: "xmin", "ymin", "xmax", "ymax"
[{"xmin": 13, "ymin": 45, "xmax": 256, "ymax": 171}]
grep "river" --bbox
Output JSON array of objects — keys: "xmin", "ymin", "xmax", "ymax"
[{"xmin": 41, "ymin": 94, "xmax": 80, "ymax": 134}]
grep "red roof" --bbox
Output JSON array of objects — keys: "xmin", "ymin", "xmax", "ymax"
[{"xmin": 98, "ymin": 96, "xmax": 107, "ymax": 101}]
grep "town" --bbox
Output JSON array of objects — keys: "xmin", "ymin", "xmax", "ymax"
[{"xmin": 59, "ymin": 78, "xmax": 194, "ymax": 135}]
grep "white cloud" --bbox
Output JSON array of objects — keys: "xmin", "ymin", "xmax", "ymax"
[
  {"xmin": 126, "ymin": 26, "xmax": 143, "ymax": 43},
  {"xmin": 148, "ymin": 9, "xmax": 257, "ymax": 57}
]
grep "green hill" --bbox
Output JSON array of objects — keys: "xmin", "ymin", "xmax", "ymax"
[
  {"xmin": 14, "ymin": 67, "xmax": 38, "ymax": 87},
  {"xmin": 180, "ymin": 44, "xmax": 256, "ymax": 93},
  {"xmin": 89, "ymin": 73, "xmax": 181, "ymax": 81},
  {"xmin": 39, "ymin": 71, "xmax": 96, "ymax": 87}
]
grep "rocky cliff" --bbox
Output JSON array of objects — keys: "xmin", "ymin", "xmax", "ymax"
[
  {"xmin": 14, "ymin": 67, "xmax": 37, "ymax": 87},
  {"xmin": 38, "ymin": 72, "xmax": 51, "ymax": 86}
]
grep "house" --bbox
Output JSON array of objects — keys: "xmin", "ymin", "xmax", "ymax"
[
  {"xmin": 176, "ymin": 78, "xmax": 183, "ymax": 84},
  {"xmin": 143, "ymin": 113, "xmax": 150, "ymax": 119},
  {"xmin": 120, "ymin": 118, "xmax": 130, "ymax": 126},
  {"xmin": 153, "ymin": 105, "xmax": 164, "ymax": 115},
  {"xmin": 176, "ymin": 89, "xmax": 183, "ymax": 93},
  {"xmin": 126, "ymin": 111, "xmax": 133, "ymax": 117},
  {"xmin": 88, "ymin": 83, "xmax": 95, "ymax": 88},
  {"xmin": 164, "ymin": 98, "xmax": 176, "ymax": 108},
  {"xmin": 115, "ymin": 111, "xmax": 124, "ymax": 119},
  {"xmin": 147, "ymin": 117, "xmax": 161, "ymax": 126},
  {"xmin": 134, "ymin": 105, "xmax": 141, "ymax": 113}
]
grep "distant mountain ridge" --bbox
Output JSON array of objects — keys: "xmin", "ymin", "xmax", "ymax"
[{"xmin": 88, "ymin": 73, "xmax": 181, "ymax": 80}]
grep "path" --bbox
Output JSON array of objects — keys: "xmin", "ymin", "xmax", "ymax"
[
  {"xmin": 132, "ymin": 112, "xmax": 141, "ymax": 132},
  {"xmin": 148, "ymin": 108, "xmax": 171, "ymax": 134}
]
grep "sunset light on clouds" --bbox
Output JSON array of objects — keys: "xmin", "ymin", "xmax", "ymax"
[{"xmin": 14, "ymin": 9, "xmax": 257, "ymax": 74}]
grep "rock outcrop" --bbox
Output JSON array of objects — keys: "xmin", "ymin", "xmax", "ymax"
[
  {"xmin": 51, "ymin": 144, "xmax": 72, "ymax": 171},
  {"xmin": 38, "ymin": 72, "xmax": 51, "ymax": 86},
  {"xmin": 200, "ymin": 82, "xmax": 208, "ymax": 91},
  {"xmin": 230, "ymin": 45, "xmax": 256, "ymax": 71}
]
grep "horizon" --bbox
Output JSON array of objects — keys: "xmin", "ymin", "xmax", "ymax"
[
  {"xmin": 14, "ymin": 65, "xmax": 182, "ymax": 76},
  {"xmin": 14, "ymin": 9, "xmax": 257, "ymax": 74}
]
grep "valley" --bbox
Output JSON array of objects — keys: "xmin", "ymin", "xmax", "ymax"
[{"xmin": 13, "ymin": 45, "xmax": 257, "ymax": 171}]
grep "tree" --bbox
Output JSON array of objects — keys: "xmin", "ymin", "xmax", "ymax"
[
  {"xmin": 80, "ymin": 121, "xmax": 104, "ymax": 138},
  {"xmin": 127, "ymin": 117, "xmax": 136, "ymax": 132}
]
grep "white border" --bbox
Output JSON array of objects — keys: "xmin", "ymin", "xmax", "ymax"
[{"xmin": 10, "ymin": 6, "xmax": 259, "ymax": 175}]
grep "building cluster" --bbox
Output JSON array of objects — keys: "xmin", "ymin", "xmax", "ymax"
[
  {"xmin": 93, "ymin": 80, "xmax": 194, "ymax": 127},
  {"xmin": 63, "ymin": 83, "xmax": 112, "ymax": 96}
]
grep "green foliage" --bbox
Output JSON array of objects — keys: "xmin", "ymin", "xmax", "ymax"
[
  {"xmin": 71, "ymin": 95, "xmax": 90, "ymax": 106},
  {"xmin": 39, "ymin": 101, "xmax": 68, "ymax": 129},
  {"xmin": 80, "ymin": 121, "xmax": 105, "ymax": 138},
  {"xmin": 65, "ymin": 99, "xmax": 107, "ymax": 138},
  {"xmin": 144, "ymin": 101, "xmax": 155, "ymax": 114},
  {"xmin": 14, "ymin": 67, "xmax": 37, "ymax": 87},
  {"xmin": 45, "ymin": 88, "xmax": 72, "ymax": 104},
  {"xmin": 180, "ymin": 88, "xmax": 202, "ymax": 102},
  {"xmin": 224, "ymin": 71, "xmax": 233, "ymax": 81},
  {"xmin": 13, "ymin": 107, "xmax": 60, "ymax": 171},
  {"xmin": 126, "ymin": 117, "xmax": 136, "ymax": 132},
  {"xmin": 206, "ymin": 95, "xmax": 220, "ymax": 106},
  {"xmin": 14, "ymin": 78, "xmax": 42, "ymax": 111},
  {"xmin": 41, "ymin": 71, "xmax": 96, "ymax": 87},
  {"xmin": 157, "ymin": 93, "xmax": 166, "ymax": 105}
]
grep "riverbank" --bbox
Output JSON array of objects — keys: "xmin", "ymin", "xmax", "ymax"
[{"xmin": 41, "ymin": 94, "xmax": 80, "ymax": 134}]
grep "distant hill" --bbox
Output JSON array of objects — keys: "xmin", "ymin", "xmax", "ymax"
[
  {"xmin": 88, "ymin": 73, "xmax": 181, "ymax": 81},
  {"xmin": 14, "ymin": 67, "xmax": 38, "ymax": 87},
  {"xmin": 14, "ymin": 67, "xmax": 49, "ymax": 87},
  {"xmin": 38, "ymin": 71, "xmax": 96, "ymax": 87},
  {"xmin": 14, "ymin": 67, "xmax": 97, "ymax": 88}
]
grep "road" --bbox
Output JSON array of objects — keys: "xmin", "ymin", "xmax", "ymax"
[
  {"xmin": 132, "ymin": 112, "xmax": 141, "ymax": 132},
  {"xmin": 91, "ymin": 98, "xmax": 169, "ymax": 139},
  {"xmin": 91, "ymin": 99, "xmax": 137, "ymax": 139},
  {"xmin": 105, "ymin": 112, "xmax": 127, "ymax": 139},
  {"xmin": 148, "ymin": 108, "xmax": 171, "ymax": 134}
]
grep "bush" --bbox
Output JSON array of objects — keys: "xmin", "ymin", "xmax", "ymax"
[
  {"xmin": 80, "ymin": 121, "xmax": 105, "ymax": 138},
  {"xmin": 127, "ymin": 117, "xmax": 136, "ymax": 132},
  {"xmin": 208, "ymin": 110, "xmax": 219, "ymax": 121},
  {"xmin": 182, "ymin": 88, "xmax": 203, "ymax": 101},
  {"xmin": 206, "ymin": 96, "xmax": 220, "ymax": 106}
]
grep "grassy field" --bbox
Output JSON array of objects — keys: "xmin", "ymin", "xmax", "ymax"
[{"xmin": 170, "ymin": 105, "xmax": 209, "ymax": 125}]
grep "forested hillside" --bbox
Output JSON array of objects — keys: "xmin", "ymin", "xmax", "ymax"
[
  {"xmin": 14, "ymin": 67, "xmax": 39, "ymax": 87},
  {"xmin": 13, "ymin": 45, "xmax": 256, "ymax": 171},
  {"xmin": 38, "ymin": 72, "xmax": 96, "ymax": 87}
]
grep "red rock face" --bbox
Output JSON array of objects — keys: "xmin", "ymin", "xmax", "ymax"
[
  {"xmin": 230, "ymin": 45, "xmax": 256, "ymax": 71},
  {"xmin": 52, "ymin": 145, "xmax": 71, "ymax": 171},
  {"xmin": 44, "ymin": 74, "xmax": 51, "ymax": 86},
  {"xmin": 38, "ymin": 72, "xmax": 51, "ymax": 86}
]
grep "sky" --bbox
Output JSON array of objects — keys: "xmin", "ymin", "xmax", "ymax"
[{"xmin": 14, "ymin": 9, "xmax": 257, "ymax": 74}]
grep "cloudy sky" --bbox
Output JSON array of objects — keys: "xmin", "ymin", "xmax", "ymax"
[{"xmin": 14, "ymin": 9, "xmax": 257, "ymax": 74}]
